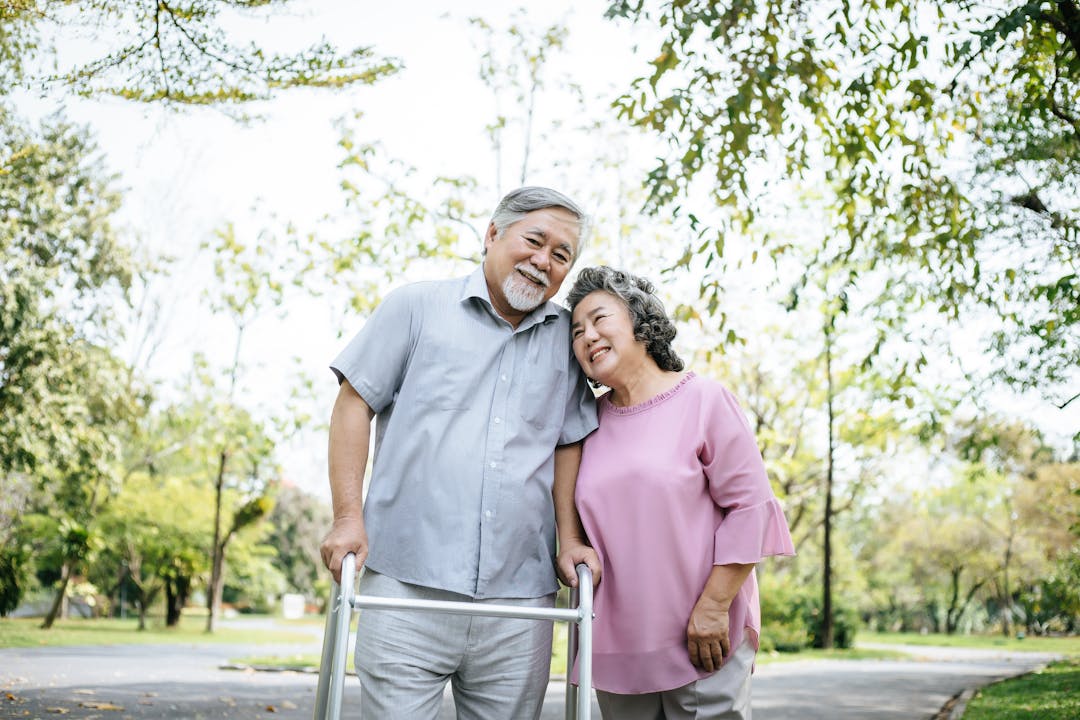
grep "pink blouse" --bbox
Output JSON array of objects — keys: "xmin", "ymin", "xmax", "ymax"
[{"xmin": 573, "ymin": 373, "xmax": 795, "ymax": 694}]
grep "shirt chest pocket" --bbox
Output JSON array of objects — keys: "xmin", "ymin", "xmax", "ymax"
[
  {"xmin": 518, "ymin": 360, "xmax": 567, "ymax": 431},
  {"xmin": 410, "ymin": 340, "xmax": 478, "ymax": 411}
]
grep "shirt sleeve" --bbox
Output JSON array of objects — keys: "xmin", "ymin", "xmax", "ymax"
[
  {"xmin": 329, "ymin": 285, "xmax": 419, "ymax": 413},
  {"xmin": 557, "ymin": 348, "xmax": 599, "ymax": 446},
  {"xmin": 700, "ymin": 385, "xmax": 796, "ymax": 565}
]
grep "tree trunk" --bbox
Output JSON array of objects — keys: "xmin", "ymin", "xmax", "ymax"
[
  {"xmin": 137, "ymin": 598, "xmax": 148, "ymax": 631},
  {"xmin": 210, "ymin": 543, "xmax": 227, "ymax": 630},
  {"xmin": 1001, "ymin": 540, "xmax": 1013, "ymax": 637},
  {"xmin": 206, "ymin": 449, "xmax": 228, "ymax": 633},
  {"xmin": 165, "ymin": 573, "xmax": 191, "ymax": 627},
  {"xmin": 821, "ymin": 320, "xmax": 835, "ymax": 649},
  {"xmin": 41, "ymin": 561, "xmax": 72, "ymax": 630},
  {"xmin": 946, "ymin": 568, "xmax": 962, "ymax": 634},
  {"xmin": 928, "ymin": 599, "xmax": 941, "ymax": 634}
]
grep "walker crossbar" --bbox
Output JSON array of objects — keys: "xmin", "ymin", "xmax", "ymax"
[{"xmin": 313, "ymin": 552, "xmax": 594, "ymax": 720}]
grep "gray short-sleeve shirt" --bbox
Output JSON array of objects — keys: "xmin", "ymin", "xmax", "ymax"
[{"xmin": 331, "ymin": 267, "xmax": 598, "ymax": 599}]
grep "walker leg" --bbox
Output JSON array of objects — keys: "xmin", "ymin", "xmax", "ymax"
[
  {"xmin": 313, "ymin": 576, "xmax": 341, "ymax": 720},
  {"xmin": 565, "ymin": 585, "xmax": 579, "ymax": 720},
  {"xmin": 575, "ymin": 565, "xmax": 594, "ymax": 720},
  {"xmin": 314, "ymin": 555, "xmax": 357, "ymax": 720}
]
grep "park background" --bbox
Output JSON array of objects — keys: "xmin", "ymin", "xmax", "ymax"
[{"xmin": 1, "ymin": 0, "xmax": 1078, "ymax": 673}]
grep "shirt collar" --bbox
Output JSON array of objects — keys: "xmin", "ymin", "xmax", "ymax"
[{"xmin": 462, "ymin": 265, "xmax": 561, "ymax": 329}]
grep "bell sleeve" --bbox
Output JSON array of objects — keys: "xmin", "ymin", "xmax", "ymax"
[{"xmin": 700, "ymin": 386, "xmax": 796, "ymax": 565}]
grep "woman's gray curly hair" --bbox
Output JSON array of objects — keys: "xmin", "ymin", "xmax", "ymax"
[{"xmin": 566, "ymin": 266, "xmax": 684, "ymax": 374}]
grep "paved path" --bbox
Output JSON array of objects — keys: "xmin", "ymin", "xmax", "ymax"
[
  {"xmin": 0, "ymin": 639, "xmax": 1058, "ymax": 719},
  {"xmin": 752, "ymin": 643, "xmax": 1059, "ymax": 719}
]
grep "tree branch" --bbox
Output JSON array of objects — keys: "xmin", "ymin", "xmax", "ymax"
[
  {"xmin": 1054, "ymin": 0, "xmax": 1080, "ymax": 57},
  {"xmin": 159, "ymin": 0, "xmax": 258, "ymax": 77},
  {"xmin": 1054, "ymin": 389, "xmax": 1080, "ymax": 409}
]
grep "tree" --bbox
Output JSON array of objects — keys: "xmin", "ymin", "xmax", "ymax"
[
  {"xmin": 2, "ymin": 0, "xmax": 400, "ymax": 106},
  {"xmin": 606, "ymin": 0, "xmax": 1079, "ymax": 407},
  {"xmin": 955, "ymin": 420, "xmax": 1063, "ymax": 635},
  {"xmin": 0, "ymin": 109, "xmax": 145, "ymax": 621},
  {"xmin": 92, "ymin": 472, "xmax": 212, "ymax": 629},
  {"xmin": 865, "ymin": 429, "xmax": 1069, "ymax": 634},
  {"xmin": 198, "ymin": 222, "xmax": 298, "ymax": 632}
]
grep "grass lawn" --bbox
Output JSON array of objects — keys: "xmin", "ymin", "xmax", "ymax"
[
  {"xmin": 863, "ymin": 631, "xmax": 1080, "ymax": 656},
  {"xmin": 960, "ymin": 657, "xmax": 1080, "ymax": 720},
  {"xmin": 757, "ymin": 646, "xmax": 908, "ymax": 663},
  {"xmin": 0, "ymin": 615, "xmax": 315, "ymax": 648}
]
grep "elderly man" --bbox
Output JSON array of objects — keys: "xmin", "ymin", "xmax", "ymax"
[{"xmin": 320, "ymin": 186, "xmax": 600, "ymax": 720}]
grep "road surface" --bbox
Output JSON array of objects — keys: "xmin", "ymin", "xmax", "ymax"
[{"xmin": 0, "ymin": 637, "xmax": 1059, "ymax": 719}]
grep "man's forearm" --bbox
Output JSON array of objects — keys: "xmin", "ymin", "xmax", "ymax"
[{"xmin": 328, "ymin": 382, "xmax": 374, "ymax": 520}]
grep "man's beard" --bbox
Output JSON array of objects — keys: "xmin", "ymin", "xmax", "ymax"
[{"xmin": 502, "ymin": 264, "xmax": 550, "ymax": 311}]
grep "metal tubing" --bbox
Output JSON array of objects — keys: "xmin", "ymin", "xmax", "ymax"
[
  {"xmin": 325, "ymin": 555, "xmax": 357, "ymax": 720},
  {"xmin": 575, "ymin": 563, "xmax": 594, "ymax": 720},
  {"xmin": 312, "ymin": 576, "xmax": 340, "ymax": 720},
  {"xmin": 314, "ymin": 553, "xmax": 594, "ymax": 719},
  {"xmin": 565, "ymin": 584, "xmax": 580, "ymax": 720},
  {"xmin": 353, "ymin": 595, "xmax": 581, "ymax": 622}
]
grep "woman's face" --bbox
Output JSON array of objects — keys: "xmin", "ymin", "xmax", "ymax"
[{"xmin": 571, "ymin": 290, "xmax": 647, "ymax": 386}]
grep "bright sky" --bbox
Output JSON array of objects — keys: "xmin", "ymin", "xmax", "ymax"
[{"xmin": 18, "ymin": 0, "xmax": 1077, "ymax": 496}]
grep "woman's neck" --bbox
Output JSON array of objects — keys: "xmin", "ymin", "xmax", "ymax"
[{"xmin": 608, "ymin": 363, "xmax": 685, "ymax": 407}]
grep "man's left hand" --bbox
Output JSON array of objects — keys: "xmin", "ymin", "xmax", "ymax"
[{"xmin": 556, "ymin": 541, "xmax": 601, "ymax": 588}]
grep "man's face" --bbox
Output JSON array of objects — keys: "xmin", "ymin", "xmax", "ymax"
[{"xmin": 483, "ymin": 207, "xmax": 580, "ymax": 318}]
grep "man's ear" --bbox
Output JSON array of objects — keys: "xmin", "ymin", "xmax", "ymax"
[{"xmin": 484, "ymin": 222, "xmax": 498, "ymax": 252}]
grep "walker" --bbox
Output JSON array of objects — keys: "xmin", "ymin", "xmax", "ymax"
[{"xmin": 313, "ymin": 553, "xmax": 594, "ymax": 719}]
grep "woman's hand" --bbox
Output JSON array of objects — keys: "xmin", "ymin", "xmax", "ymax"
[
  {"xmin": 687, "ymin": 593, "xmax": 730, "ymax": 672},
  {"xmin": 686, "ymin": 562, "xmax": 756, "ymax": 672}
]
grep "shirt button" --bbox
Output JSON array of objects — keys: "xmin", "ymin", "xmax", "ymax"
[
  {"xmin": 501, "ymin": 374, "xmax": 508, "ymax": 382},
  {"xmin": 494, "ymin": 417, "xmax": 501, "ymax": 424},
  {"xmin": 489, "ymin": 461, "xmax": 497, "ymax": 468},
  {"xmin": 485, "ymin": 510, "xmax": 493, "ymax": 519}
]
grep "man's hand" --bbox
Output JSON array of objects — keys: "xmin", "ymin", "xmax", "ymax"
[
  {"xmin": 556, "ymin": 540, "xmax": 601, "ymax": 588},
  {"xmin": 687, "ymin": 593, "xmax": 731, "ymax": 673},
  {"xmin": 319, "ymin": 516, "xmax": 369, "ymax": 584}
]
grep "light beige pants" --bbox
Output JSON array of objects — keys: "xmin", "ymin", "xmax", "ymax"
[
  {"xmin": 595, "ymin": 640, "xmax": 755, "ymax": 720},
  {"xmin": 353, "ymin": 570, "xmax": 556, "ymax": 720}
]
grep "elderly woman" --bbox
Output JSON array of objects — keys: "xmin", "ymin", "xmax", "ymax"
[{"xmin": 567, "ymin": 266, "xmax": 795, "ymax": 720}]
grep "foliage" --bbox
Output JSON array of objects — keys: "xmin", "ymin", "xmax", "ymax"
[
  {"xmin": 265, "ymin": 485, "xmax": 331, "ymax": 597},
  {"xmin": 0, "ymin": 539, "xmax": 29, "ymax": 616},
  {"xmin": 859, "ymin": 433, "xmax": 1077, "ymax": 635},
  {"xmin": 198, "ymin": 222, "xmax": 293, "ymax": 630},
  {"xmin": 91, "ymin": 472, "xmax": 211, "ymax": 628},
  {"xmin": 801, "ymin": 589, "xmax": 860, "ymax": 650},
  {"xmin": 0, "ymin": 107, "xmax": 146, "ymax": 619},
  {"xmin": 758, "ymin": 571, "xmax": 812, "ymax": 652},
  {"xmin": 324, "ymin": 115, "xmax": 482, "ymax": 317},
  {"xmin": 0, "ymin": 109, "xmax": 134, "ymax": 471},
  {"xmin": 606, "ymin": 0, "xmax": 1079, "ymax": 405},
  {"xmin": 468, "ymin": 12, "xmax": 572, "ymax": 191},
  {"xmin": 2, "ymin": 0, "xmax": 400, "ymax": 106},
  {"xmin": 759, "ymin": 565, "xmax": 859, "ymax": 651},
  {"xmin": 220, "ymin": 541, "xmax": 285, "ymax": 613}
]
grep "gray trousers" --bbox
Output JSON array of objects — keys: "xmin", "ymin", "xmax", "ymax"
[
  {"xmin": 353, "ymin": 570, "xmax": 556, "ymax": 720},
  {"xmin": 595, "ymin": 640, "xmax": 755, "ymax": 720}
]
